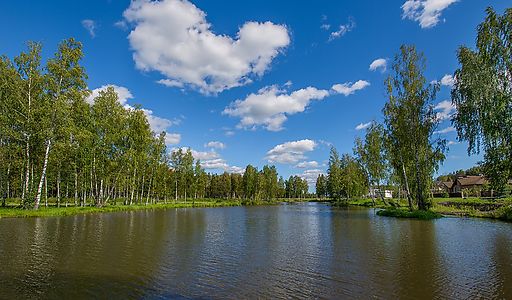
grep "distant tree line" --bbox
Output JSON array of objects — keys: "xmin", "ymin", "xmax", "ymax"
[
  {"xmin": 0, "ymin": 39, "xmax": 309, "ymax": 209},
  {"xmin": 318, "ymin": 7, "xmax": 512, "ymax": 210}
]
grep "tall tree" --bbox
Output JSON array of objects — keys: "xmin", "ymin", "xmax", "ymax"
[
  {"xmin": 327, "ymin": 147, "xmax": 344, "ymax": 201},
  {"xmin": 354, "ymin": 122, "xmax": 389, "ymax": 205},
  {"xmin": 34, "ymin": 38, "xmax": 87, "ymax": 209},
  {"xmin": 13, "ymin": 43, "xmax": 44, "ymax": 206},
  {"xmin": 452, "ymin": 7, "xmax": 512, "ymax": 192},
  {"xmin": 315, "ymin": 174, "xmax": 327, "ymax": 199},
  {"xmin": 383, "ymin": 45, "xmax": 446, "ymax": 210}
]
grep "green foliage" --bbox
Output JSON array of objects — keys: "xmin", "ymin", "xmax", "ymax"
[
  {"xmin": 452, "ymin": 7, "xmax": 512, "ymax": 192},
  {"xmin": 494, "ymin": 206, "xmax": 512, "ymax": 222},
  {"xmin": 377, "ymin": 208, "xmax": 442, "ymax": 220},
  {"xmin": 383, "ymin": 45, "xmax": 446, "ymax": 210},
  {"xmin": 326, "ymin": 147, "xmax": 368, "ymax": 202},
  {"xmin": 315, "ymin": 174, "xmax": 327, "ymax": 198},
  {"xmin": 0, "ymin": 38, "xmax": 296, "ymax": 210},
  {"xmin": 285, "ymin": 175, "xmax": 309, "ymax": 199}
]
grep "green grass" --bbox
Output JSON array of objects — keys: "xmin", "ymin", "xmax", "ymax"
[
  {"xmin": 377, "ymin": 208, "xmax": 442, "ymax": 220},
  {"xmin": 0, "ymin": 200, "xmax": 243, "ymax": 218},
  {"xmin": 491, "ymin": 205, "xmax": 512, "ymax": 221},
  {"xmin": 0, "ymin": 197, "xmax": 314, "ymax": 218}
]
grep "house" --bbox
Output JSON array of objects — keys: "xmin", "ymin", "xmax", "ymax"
[
  {"xmin": 452, "ymin": 175, "xmax": 487, "ymax": 193},
  {"xmin": 432, "ymin": 180, "xmax": 453, "ymax": 194},
  {"xmin": 435, "ymin": 175, "xmax": 511, "ymax": 198},
  {"xmin": 369, "ymin": 188, "xmax": 393, "ymax": 199}
]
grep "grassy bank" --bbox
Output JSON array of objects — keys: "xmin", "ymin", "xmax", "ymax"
[
  {"xmin": 0, "ymin": 198, "xmax": 315, "ymax": 218},
  {"xmin": 328, "ymin": 196, "xmax": 512, "ymax": 221},
  {"xmin": 430, "ymin": 197, "xmax": 512, "ymax": 221},
  {"xmin": 0, "ymin": 200, "xmax": 245, "ymax": 218}
]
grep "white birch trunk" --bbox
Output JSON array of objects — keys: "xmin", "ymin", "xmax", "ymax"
[{"xmin": 34, "ymin": 140, "xmax": 51, "ymax": 210}]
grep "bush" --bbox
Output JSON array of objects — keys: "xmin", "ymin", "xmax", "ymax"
[
  {"xmin": 377, "ymin": 208, "xmax": 442, "ymax": 220},
  {"xmin": 494, "ymin": 206, "xmax": 512, "ymax": 221}
]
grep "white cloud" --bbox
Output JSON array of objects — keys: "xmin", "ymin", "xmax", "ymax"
[
  {"xmin": 296, "ymin": 161, "xmax": 319, "ymax": 168},
  {"xmin": 224, "ymin": 81, "xmax": 369, "ymax": 131},
  {"xmin": 329, "ymin": 18, "xmax": 355, "ymax": 41},
  {"xmin": 123, "ymin": 0, "xmax": 290, "ymax": 94},
  {"xmin": 331, "ymin": 80, "xmax": 370, "ymax": 96},
  {"xmin": 369, "ymin": 58, "xmax": 387, "ymax": 72},
  {"xmin": 141, "ymin": 108, "xmax": 174, "ymax": 133},
  {"xmin": 434, "ymin": 100, "xmax": 456, "ymax": 121},
  {"xmin": 434, "ymin": 126, "xmax": 456, "ymax": 134},
  {"xmin": 205, "ymin": 141, "xmax": 226, "ymax": 150},
  {"xmin": 87, "ymin": 85, "xmax": 133, "ymax": 106},
  {"xmin": 298, "ymin": 169, "xmax": 326, "ymax": 185},
  {"xmin": 157, "ymin": 79, "xmax": 184, "ymax": 88},
  {"xmin": 355, "ymin": 121, "xmax": 372, "ymax": 131},
  {"xmin": 320, "ymin": 24, "xmax": 331, "ymax": 30},
  {"xmin": 266, "ymin": 139, "xmax": 317, "ymax": 164},
  {"xmin": 447, "ymin": 140, "xmax": 458, "ymax": 145},
  {"xmin": 402, "ymin": 0, "xmax": 458, "ymax": 28},
  {"xmin": 223, "ymin": 85, "xmax": 328, "ymax": 131},
  {"xmin": 164, "ymin": 133, "xmax": 181, "ymax": 145},
  {"xmin": 191, "ymin": 149, "xmax": 220, "ymax": 161},
  {"xmin": 82, "ymin": 19, "xmax": 97, "ymax": 38},
  {"xmin": 175, "ymin": 147, "xmax": 241, "ymax": 173},
  {"xmin": 440, "ymin": 74, "xmax": 455, "ymax": 86},
  {"xmin": 114, "ymin": 20, "xmax": 128, "ymax": 30}
]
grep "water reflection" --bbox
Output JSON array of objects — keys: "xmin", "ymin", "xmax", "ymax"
[{"xmin": 0, "ymin": 203, "xmax": 511, "ymax": 299}]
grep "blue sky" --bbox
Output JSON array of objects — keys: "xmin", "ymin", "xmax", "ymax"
[{"xmin": 1, "ymin": 0, "xmax": 509, "ymax": 186}]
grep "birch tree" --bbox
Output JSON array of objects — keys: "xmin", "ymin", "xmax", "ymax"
[{"xmin": 383, "ymin": 45, "xmax": 446, "ymax": 210}]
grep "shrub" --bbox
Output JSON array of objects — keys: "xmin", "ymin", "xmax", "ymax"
[{"xmin": 377, "ymin": 208, "xmax": 442, "ymax": 220}]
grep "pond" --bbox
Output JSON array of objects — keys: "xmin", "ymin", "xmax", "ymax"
[{"xmin": 0, "ymin": 203, "xmax": 511, "ymax": 299}]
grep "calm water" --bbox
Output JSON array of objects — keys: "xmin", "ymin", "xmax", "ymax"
[{"xmin": 0, "ymin": 203, "xmax": 511, "ymax": 299}]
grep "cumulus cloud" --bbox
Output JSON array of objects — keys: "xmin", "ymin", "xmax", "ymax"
[
  {"xmin": 440, "ymin": 74, "xmax": 455, "ymax": 86},
  {"xmin": 434, "ymin": 126, "xmax": 456, "ymax": 134},
  {"xmin": 175, "ymin": 147, "xmax": 242, "ymax": 173},
  {"xmin": 205, "ymin": 141, "xmax": 226, "ymax": 150},
  {"xmin": 434, "ymin": 100, "xmax": 456, "ymax": 121},
  {"xmin": 369, "ymin": 58, "xmax": 387, "ymax": 72},
  {"xmin": 355, "ymin": 121, "xmax": 372, "ymax": 131},
  {"xmin": 141, "ymin": 109, "xmax": 173, "ymax": 133},
  {"xmin": 298, "ymin": 169, "xmax": 326, "ymax": 185},
  {"xmin": 224, "ymin": 81, "xmax": 369, "ymax": 131},
  {"xmin": 123, "ymin": 0, "xmax": 290, "ymax": 94},
  {"xmin": 164, "ymin": 133, "xmax": 181, "ymax": 145},
  {"xmin": 402, "ymin": 0, "xmax": 458, "ymax": 28},
  {"xmin": 329, "ymin": 18, "xmax": 355, "ymax": 41},
  {"xmin": 223, "ymin": 85, "xmax": 329, "ymax": 131},
  {"xmin": 87, "ymin": 85, "xmax": 133, "ymax": 106},
  {"xmin": 157, "ymin": 79, "xmax": 184, "ymax": 88},
  {"xmin": 266, "ymin": 139, "xmax": 317, "ymax": 164},
  {"xmin": 296, "ymin": 161, "xmax": 319, "ymax": 168},
  {"xmin": 331, "ymin": 80, "xmax": 370, "ymax": 96},
  {"xmin": 82, "ymin": 19, "xmax": 97, "ymax": 38}
]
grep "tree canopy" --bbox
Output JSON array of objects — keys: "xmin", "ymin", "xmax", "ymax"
[{"xmin": 452, "ymin": 7, "xmax": 512, "ymax": 192}]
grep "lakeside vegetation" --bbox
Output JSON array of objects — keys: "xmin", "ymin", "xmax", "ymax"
[
  {"xmin": 0, "ymin": 199, "xmax": 241, "ymax": 218},
  {"xmin": 0, "ymin": 7, "xmax": 511, "ymax": 224},
  {"xmin": 346, "ymin": 197, "xmax": 512, "ymax": 221},
  {"xmin": 0, "ymin": 196, "xmax": 319, "ymax": 218},
  {"xmin": 315, "ymin": 7, "xmax": 512, "ymax": 220}
]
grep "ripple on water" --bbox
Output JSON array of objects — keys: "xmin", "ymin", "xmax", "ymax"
[{"xmin": 0, "ymin": 204, "xmax": 511, "ymax": 299}]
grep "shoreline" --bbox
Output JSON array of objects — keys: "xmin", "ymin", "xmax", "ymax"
[
  {"xmin": 0, "ymin": 200, "xmax": 243, "ymax": 219},
  {"xmin": 0, "ymin": 198, "xmax": 315, "ymax": 219},
  {"xmin": 1, "ymin": 198, "xmax": 510, "ymax": 222}
]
